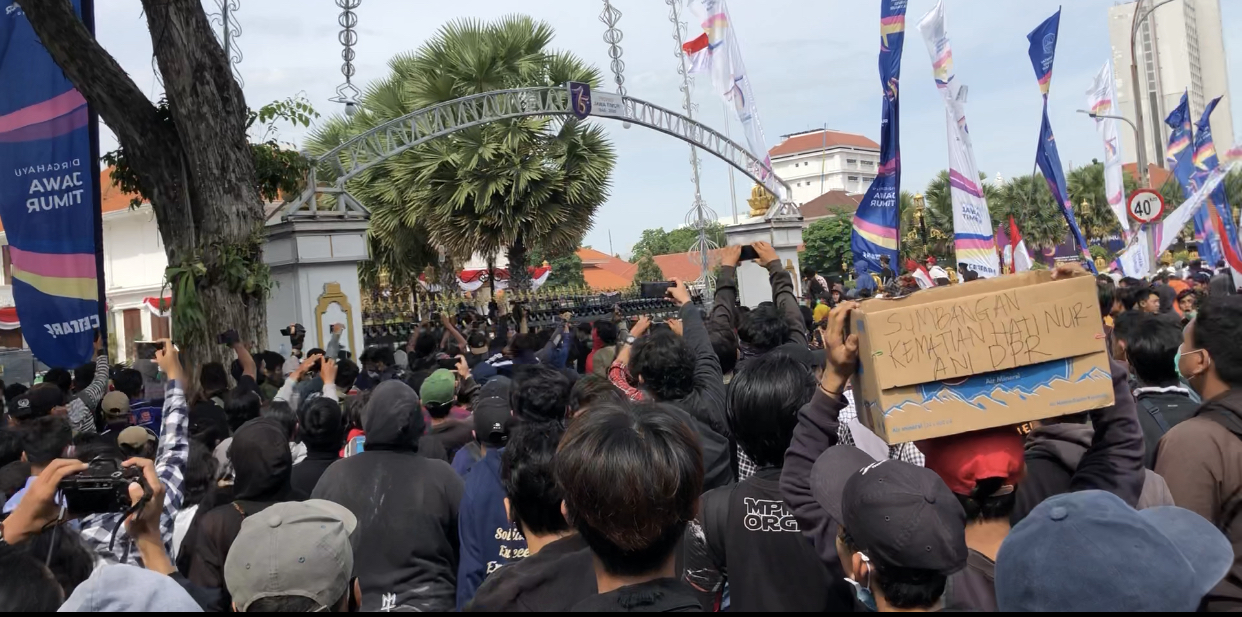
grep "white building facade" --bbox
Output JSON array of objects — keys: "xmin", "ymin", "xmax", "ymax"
[
  {"xmin": 768, "ymin": 129, "xmax": 881, "ymax": 206},
  {"xmin": 1107, "ymin": 0, "xmax": 1234, "ymax": 167}
]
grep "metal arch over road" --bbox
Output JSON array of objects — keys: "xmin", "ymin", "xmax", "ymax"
[{"xmin": 274, "ymin": 85, "xmax": 799, "ymax": 221}]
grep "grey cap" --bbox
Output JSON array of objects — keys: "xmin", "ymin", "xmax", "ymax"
[
  {"xmin": 224, "ymin": 499, "xmax": 358, "ymax": 612},
  {"xmin": 61, "ymin": 564, "xmax": 202, "ymax": 612}
]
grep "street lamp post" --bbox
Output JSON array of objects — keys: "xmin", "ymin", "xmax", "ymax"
[{"xmin": 1128, "ymin": 0, "xmax": 1177, "ymax": 189}]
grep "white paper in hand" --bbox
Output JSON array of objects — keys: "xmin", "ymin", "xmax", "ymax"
[{"xmin": 847, "ymin": 419, "xmax": 890, "ymax": 462}]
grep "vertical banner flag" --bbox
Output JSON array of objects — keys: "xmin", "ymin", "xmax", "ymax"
[
  {"xmin": 1086, "ymin": 60, "xmax": 1130, "ymax": 240},
  {"xmin": 0, "ymin": 0, "xmax": 103, "ymax": 367},
  {"xmin": 1117, "ymin": 163, "xmax": 1235, "ymax": 270},
  {"xmin": 851, "ymin": 0, "xmax": 907, "ymax": 278},
  {"xmin": 1166, "ymin": 92, "xmax": 1220, "ymax": 268},
  {"xmin": 683, "ymin": 0, "xmax": 778, "ymax": 198},
  {"xmin": 1192, "ymin": 97, "xmax": 1242, "ymax": 285},
  {"xmin": 1027, "ymin": 10, "xmax": 1097, "ymax": 274},
  {"xmin": 917, "ymin": 0, "xmax": 999, "ymax": 278}
]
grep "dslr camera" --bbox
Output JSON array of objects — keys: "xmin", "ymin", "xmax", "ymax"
[
  {"xmin": 280, "ymin": 324, "xmax": 307, "ymax": 348},
  {"xmin": 58, "ymin": 458, "xmax": 149, "ymax": 515}
]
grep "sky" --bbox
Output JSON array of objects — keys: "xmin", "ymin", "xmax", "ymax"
[{"xmin": 92, "ymin": 0, "xmax": 1242, "ymax": 258}]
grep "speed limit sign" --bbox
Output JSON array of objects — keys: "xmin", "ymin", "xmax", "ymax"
[{"xmin": 1127, "ymin": 189, "xmax": 1165, "ymax": 224}]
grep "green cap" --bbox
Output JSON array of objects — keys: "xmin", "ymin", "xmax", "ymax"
[{"xmin": 420, "ymin": 369, "xmax": 458, "ymax": 407}]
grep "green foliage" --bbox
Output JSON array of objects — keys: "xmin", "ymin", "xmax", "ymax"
[
  {"xmin": 633, "ymin": 254, "xmax": 664, "ymax": 283},
  {"xmin": 800, "ymin": 209, "xmax": 854, "ymax": 275},
  {"xmin": 1089, "ymin": 245, "xmax": 1113, "ymax": 262},
  {"xmin": 161, "ymin": 232, "xmax": 273, "ymax": 347},
  {"xmin": 102, "ymin": 95, "xmax": 318, "ymax": 207},
  {"xmin": 531, "ymin": 246, "xmax": 586, "ymax": 289},
  {"xmin": 1172, "ymin": 250, "xmax": 1192, "ymax": 264},
  {"xmin": 1066, "ymin": 163, "xmax": 1125, "ymax": 243},
  {"xmin": 631, "ymin": 224, "xmax": 727, "ymax": 260},
  {"xmin": 306, "ymin": 16, "xmax": 616, "ymax": 290}
]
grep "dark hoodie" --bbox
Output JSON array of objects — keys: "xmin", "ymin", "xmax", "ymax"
[
  {"xmin": 181, "ymin": 418, "xmax": 299, "ymax": 610},
  {"xmin": 312, "ymin": 380, "xmax": 465, "ymax": 612},
  {"xmin": 1011, "ymin": 422, "xmax": 1174, "ymax": 526}
]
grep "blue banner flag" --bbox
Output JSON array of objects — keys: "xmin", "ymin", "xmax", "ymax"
[
  {"xmin": 1166, "ymin": 92, "xmax": 1220, "ymax": 267},
  {"xmin": 0, "ymin": 1, "xmax": 103, "ymax": 367},
  {"xmin": 1193, "ymin": 96, "xmax": 1242, "ymax": 271},
  {"xmin": 1026, "ymin": 9, "xmax": 1096, "ymax": 274},
  {"xmin": 851, "ymin": 0, "xmax": 907, "ymax": 279}
]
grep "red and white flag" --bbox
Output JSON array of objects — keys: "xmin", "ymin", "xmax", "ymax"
[
  {"xmin": 1008, "ymin": 216, "xmax": 1035, "ymax": 273},
  {"xmin": 905, "ymin": 258, "xmax": 934, "ymax": 289}
]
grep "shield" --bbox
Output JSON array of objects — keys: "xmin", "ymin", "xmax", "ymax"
[{"xmin": 568, "ymin": 82, "xmax": 592, "ymax": 120}]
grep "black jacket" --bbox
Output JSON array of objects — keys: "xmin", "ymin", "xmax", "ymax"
[
  {"xmin": 466, "ymin": 534, "xmax": 597, "ymax": 612},
  {"xmin": 290, "ymin": 448, "xmax": 339, "ymax": 498},
  {"xmin": 684, "ymin": 468, "xmax": 850, "ymax": 612},
  {"xmin": 1011, "ymin": 360, "xmax": 1149, "ymax": 524},
  {"xmin": 571, "ymin": 578, "xmax": 702, "ymax": 612},
  {"xmin": 712, "ymin": 262, "xmax": 811, "ymax": 375},
  {"xmin": 180, "ymin": 418, "xmax": 300, "ymax": 611},
  {"xmin": 1133, "ymin": 385, "xmax": 1198, "ymax": 468},
  {"xmin": 312, "ymin": 380, "xmax": 465, "ymax": 612},
  {"xmin": 667, "ymin": 303, "xmax": 732, "ymax": 491}
]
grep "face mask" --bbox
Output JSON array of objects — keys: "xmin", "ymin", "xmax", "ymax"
[
  {"xmin": 367, "ymin": 371, "xmax": 380, "ymax": 380},
  {"xmin": 844, "ymin": 553, "xmax": 877, "ymax": 612},
  {"xmin": 1175, "ymin": 345, "xmax": 1205, "ymax": 386}
]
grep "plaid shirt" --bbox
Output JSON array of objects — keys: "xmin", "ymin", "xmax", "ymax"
[
  {"xmin": 837, "ymin": 389, "xmax": 925, "ymax": 466},
  {"xmin": 79, "ymin": 381, "xmax": 189, "ymax": 564},
  {"xmin": 66, "ymin": 354, "xmax": 110, "ymax": 435}
]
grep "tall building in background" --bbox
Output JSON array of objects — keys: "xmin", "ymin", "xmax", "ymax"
[
  {"xmin": 1108, "ymin": 0, "xmax": 1233, "ymax": 168},
  {"xmin": 768, "ymin": 128, "xmax": 880, "ymax": 205}
]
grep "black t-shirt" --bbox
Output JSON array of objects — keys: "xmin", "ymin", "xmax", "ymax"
[
  {"xmin": 571, "ymin": 578, "xmax": 701, "ymax": 612},
  {"xmin": 467, "ymin": 534, "xmax": 597, "ymax": 612},
  {"xmin": 189, "ymin": 401, "xmax": 230, "ymax": 450},
  {"xmin": 689, "ymin": 468, "xmax": 852, "ymax": 612}
]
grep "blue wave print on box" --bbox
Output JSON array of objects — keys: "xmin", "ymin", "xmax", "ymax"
[{"xmin": 883, "ymin": 359, "xmax": 1111, "ymax": 416}]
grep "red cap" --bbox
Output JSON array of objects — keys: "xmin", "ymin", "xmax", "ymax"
[{"xmin": 917, "ymin": 428, "xmax": 1026, "ymax": 497}]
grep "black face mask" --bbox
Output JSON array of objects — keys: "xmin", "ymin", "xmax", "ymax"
[{"xmin": 347, "ymin": 578, "xmax": 360, "ymax": 613}]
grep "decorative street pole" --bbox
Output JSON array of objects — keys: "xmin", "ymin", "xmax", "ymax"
[
  {"xmin": 667, "ymin": 0, "xmax": 717, "ymax": 292},
  {"xmin": 600, "ymin": 1, "xmax": 627, "ymax": 97},
  {"xmin": 207, "ymin": 0, "xmax": 244, "ymax": 87},
  {"xmin": 329, "ymin": 0, "xmax": 362, "ymax": 114}
]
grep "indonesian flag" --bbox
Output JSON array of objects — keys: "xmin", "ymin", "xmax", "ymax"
[
  {"xmin": 905, "ymin": 258, "xmax": 934, "ymax": 289},
  {"xmin": 1009, "ymin": 216, "xmax": 1035, "ymax": 273}
]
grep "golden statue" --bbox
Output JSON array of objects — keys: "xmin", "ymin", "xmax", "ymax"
[
  {"xmin": 1160, "ymin": 251, "xmax": 1174, "ymax": 266},
  {"xmin": 1094, "ymin": 256, "xmax": 1107, "ymax": 272},
  {"xmin": 1190, "ymin": 250, "xmax": 1200, "ymax": 262},
  {"xmin": 747, "ymin": 184, "xmax": 776, "ymax": 218}
]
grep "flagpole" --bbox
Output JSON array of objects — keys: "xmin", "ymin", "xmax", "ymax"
[
  {"xmin": 668, "ymin": 0, "xmax": 715, "ymax": 293},
  {"xmin": 723, "ymin": 102, "xmax": 739, "ymax": 224}
]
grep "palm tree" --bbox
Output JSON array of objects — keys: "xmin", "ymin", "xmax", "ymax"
[
  {"xmin": 991, "ymin": 174, "xmax": 1066, "ymax": 251},
  {"xmin": 1066, "ymin": 163, "xmax": 1124, "ymax": 244},
  {"xmin": 899, "ymin": 172, "xmax": 956, "ymax": 264},
  {"xmin": 307, "ymin": 16, "xmax": 617, "ymax": 290}
]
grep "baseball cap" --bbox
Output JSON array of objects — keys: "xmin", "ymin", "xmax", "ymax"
[
  {"xmin": 224, "ymin": 499, "xmax": 358, "ymax": 612},
  {"xmin": 101, "ymin": 391, "xmax": 131, "ymax": 422},
  {"xmin": 117, "ymin": 426, "xmax": 156, "ymax": 451},
  {"xmin": 420, "ymin": 369, "xmax": 457, "ymax": 407},
  {"xmin": 812, "ymin": 445, "xmax": 967, "ymax": 575},
  {"xmin": 917, "ymin": 428, "xmax": 1026, "ymax": 497},
  {"xmin": 468, "ymin": 331, "xmax": 489, "ymax": 356},
  {"xmin": 997, "ymin": 490, "xmax": 1232, "ymax": 612},
  {"xmin": 9, "ymin": 383, "xmax": 64, "ymax": 421},
  {"xmin": 473, "ymin": 396, "xmax": 514, "ymax": 447}
]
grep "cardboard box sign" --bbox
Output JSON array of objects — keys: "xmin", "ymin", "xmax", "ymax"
[{"xmin": 850, "ymin": 271, "xmax": 1114, "ymax": 444}]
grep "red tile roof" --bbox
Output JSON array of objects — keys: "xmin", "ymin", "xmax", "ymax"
[
  {"xmin": 576, "ymin": 247, "xmax": 638, "ymax": 290},
  {"xmin": 0, "ymin": 168, "xmax": 138, "ymax": 233},
  {"xmin": 769, "ymin": 130, "xmax": 879, "ymax": 159},
  {"xmin": 653, "ymin": 249, "xmax": 725, "ymax": 283},
  {"xmin": 800, "ymin": 190, "xmax": 862, "ymax": 220},
  {"xmin": 1122, "ymin": 163, "xmax": 1173, "ymax": 190}
]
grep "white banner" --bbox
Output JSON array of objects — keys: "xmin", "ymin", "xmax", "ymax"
[
  {"xmin": 917, "ymin": 1, "xmax": 1000, "ymax": 278},
  {"xmin": 1086, "ymin": 61, "xmax": 1130, "ymax": 240},
  {"xmin": 683, "ymin": 0, "xmax": 779, "ymax": 198}
]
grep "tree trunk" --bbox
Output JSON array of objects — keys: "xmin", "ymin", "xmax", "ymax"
[
  {"xmin": 18, "ymin": 0, "xmax": 267, "ymax": 371},
  {"xmin": 507, "ymin": 234, "xmax": 532, "ymax": 291}
]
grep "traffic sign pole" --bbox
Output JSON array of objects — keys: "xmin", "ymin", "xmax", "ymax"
[{"xmin": 1128, "ymin": 189, "xmax": 1166, "ymax": 273}]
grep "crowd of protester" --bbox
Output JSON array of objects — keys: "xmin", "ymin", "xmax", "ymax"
[{"xmin": 0, "ymin": 244, "xmax": 1239, "ymax": 612}]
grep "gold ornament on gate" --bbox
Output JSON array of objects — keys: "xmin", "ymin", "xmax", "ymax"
[{"xmin": 747, "ymin": 184, "xmax": 776, "ymax": 218}]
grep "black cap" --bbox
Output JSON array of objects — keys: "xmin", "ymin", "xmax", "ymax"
[
  {"xmin": 9, "ymin": 384, "xmax": 65, "ymax": 421},
  {"xmin": 813, "ymin": 445, "xmax": 967, "ymax": 575},
  {"xmin": 473, "ymin": 396, "xmax": 514, "ymax": 447}
]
